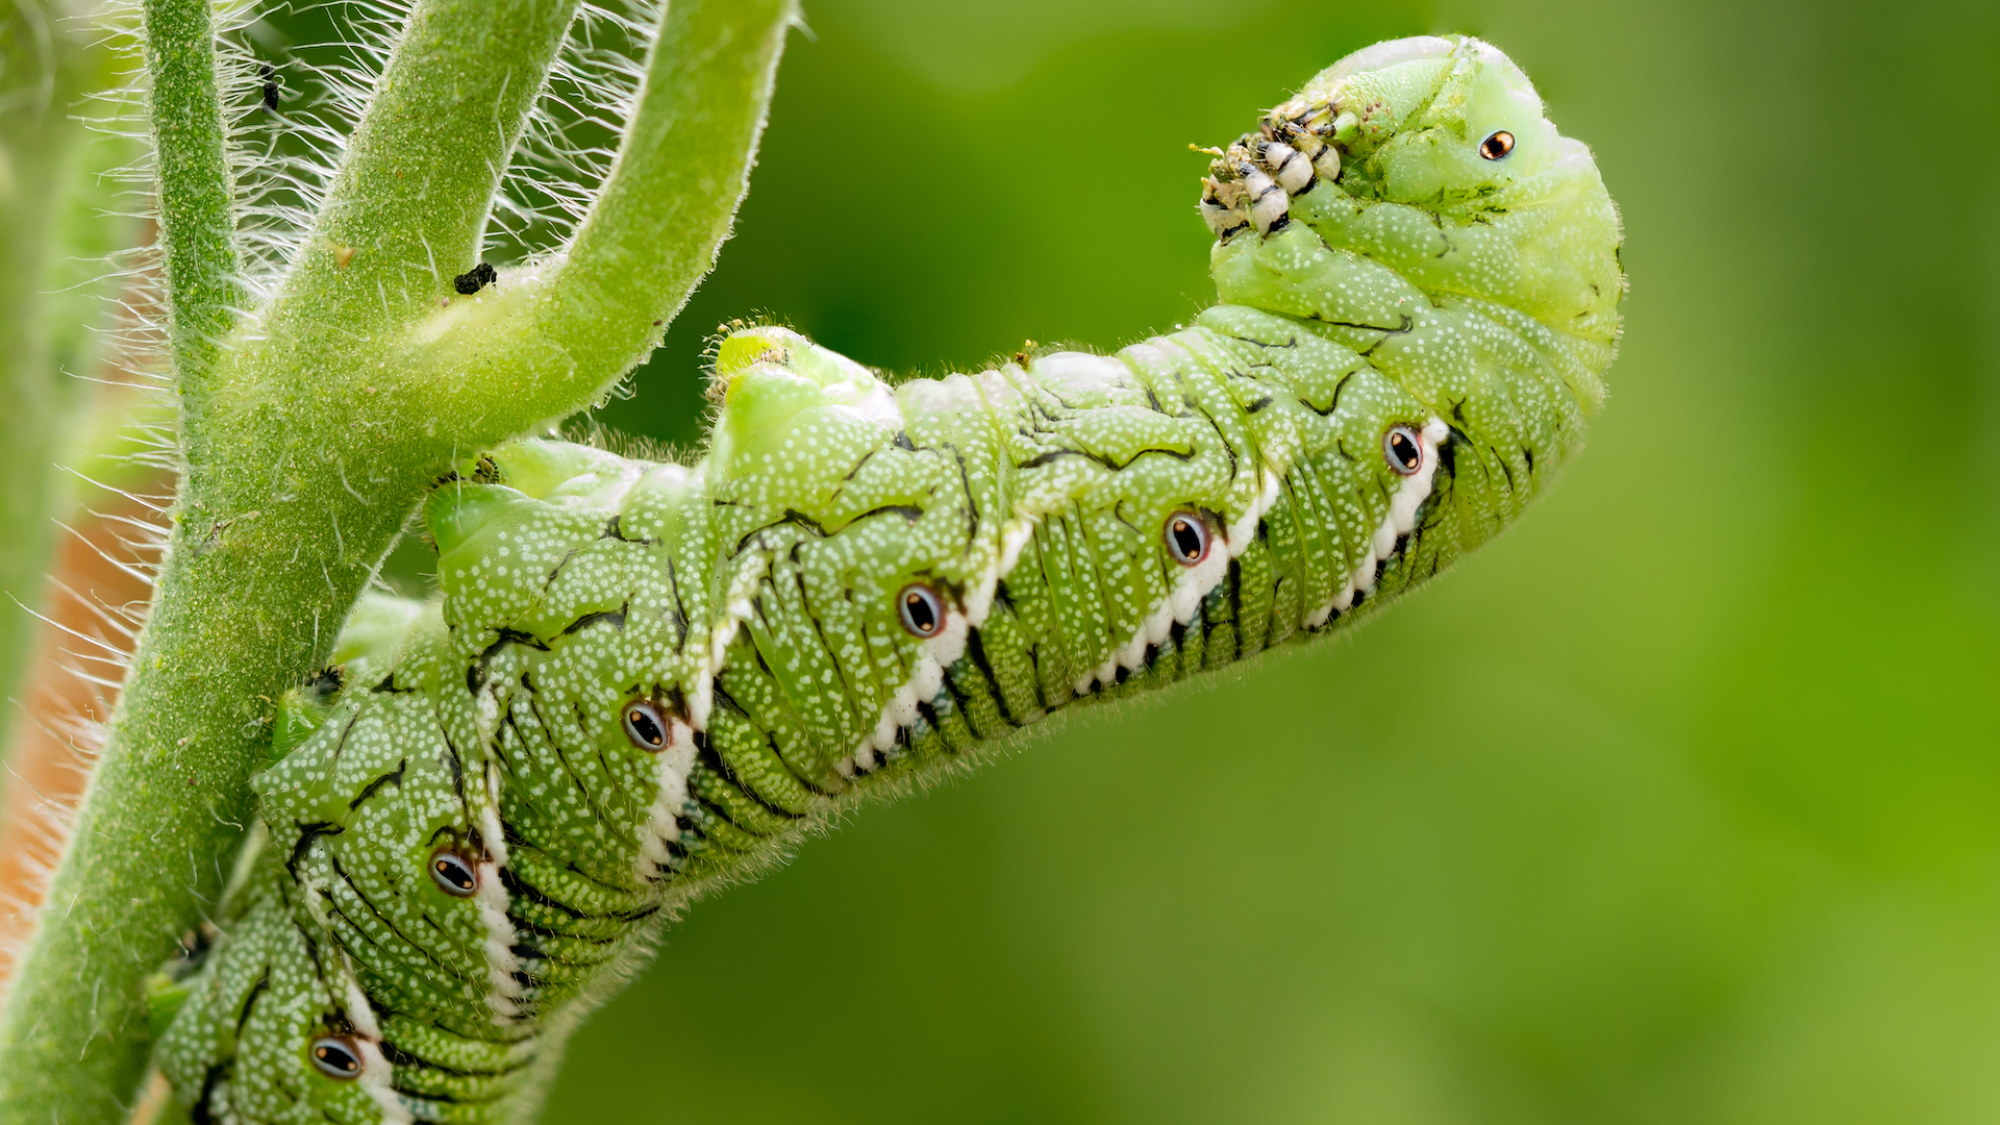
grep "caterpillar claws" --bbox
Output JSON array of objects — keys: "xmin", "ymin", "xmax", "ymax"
[
  {"xmin": 1262, "ymin": 140, "xmax": 1315, "ymax": 194},
  {"xmin": 1200, "ymin": 177, "xmax": 1250, "ymax": 239},
  {"xmin": 1200, "ymin": 98, "xmax": 1344, "ymax": 241}
]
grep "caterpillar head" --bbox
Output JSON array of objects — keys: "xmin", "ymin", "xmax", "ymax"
[
  {"xmin": 1207, "ymin": 33, "xmax": 1621, "ymax": 343},
  {"xmin": 1293, "ymin": 35, "xmax": 1571, "ymax": 208},
  {"xmin": 1208, "ymin": 37, "xmax": 1622, "ymax": 591},
  {"xmin": 1203, "ymin": 36, "xmax": 1615, "ymax": 259}
]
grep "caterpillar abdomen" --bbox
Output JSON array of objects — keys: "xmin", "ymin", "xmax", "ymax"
[{"xmin": 155, "ymin": 34, "xmax": 1621, "ymax": 1124}]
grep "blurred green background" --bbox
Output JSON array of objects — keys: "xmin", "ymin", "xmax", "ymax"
[{"xmin": 542, "ymin": 0, "xmax": 2000, "ymax": 1121}]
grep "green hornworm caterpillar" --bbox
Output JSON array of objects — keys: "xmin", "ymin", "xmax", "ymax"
[{"xmin": 152, "ymin": 35, "xmax": 1622, "ymax": 1124}]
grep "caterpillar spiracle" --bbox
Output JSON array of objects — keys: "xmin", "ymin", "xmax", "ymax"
[{"xmin": 150, "ymin": 34, "xmax": 1623, "ymax": 1125}]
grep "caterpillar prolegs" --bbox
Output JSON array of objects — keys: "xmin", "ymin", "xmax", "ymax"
[{"xmin": 151, "ymin": 34, "xmax": 1622, "ymax": 1124}]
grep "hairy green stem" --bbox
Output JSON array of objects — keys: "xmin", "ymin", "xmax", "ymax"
[
  {"xmin": 0, "ymin": 0, "xmax": 792, "ymax": 1118},
  {"xmin": 140, "ymin": 0, "xmax": 242, "ymax": 384},
  {"xmin": 0, "ymin": 0, "xmax": 252, "ymax": 1112},
  {"xmin": 443, "ymin": 0, "xmax": 797, "ymax": 399},
  {"xmin": 258, "ymin": 0, "xmax": 578, "ymax": 334},
  {"xmin": 541, "ymin": 0, "xmax": 795, "ymax": 367}
]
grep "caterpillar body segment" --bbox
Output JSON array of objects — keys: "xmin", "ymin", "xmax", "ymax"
[{"xmin": 153, "ymin": 34, "xmax": 1622, "ymax": 1124}]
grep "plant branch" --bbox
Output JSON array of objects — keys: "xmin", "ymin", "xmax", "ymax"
[
  {"xmin": 432, "ymin": 0, "xmax": 796, "ymax": 405},
  {"xmin": 141, "ymin": 0, "xmax": 242, "ymax": 388},
  {"xmin": 260, "ymin": 0, "xmax": 582, "ymax": 335}
]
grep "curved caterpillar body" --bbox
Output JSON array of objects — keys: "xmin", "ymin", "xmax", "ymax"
[{"xmin": 154, "ymin": 35, "xmax": 1622, "ymax": 1124}]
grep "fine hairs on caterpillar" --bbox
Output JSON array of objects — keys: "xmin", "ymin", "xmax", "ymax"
[{"xmin": 151, "ymin": 35, "xmax": 1623, "ymax": 1124}]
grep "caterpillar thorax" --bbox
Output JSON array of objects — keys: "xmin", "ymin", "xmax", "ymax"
[{"xmin": 154, "ymin": 35, "xmax": 1621, "ymax": 1125}]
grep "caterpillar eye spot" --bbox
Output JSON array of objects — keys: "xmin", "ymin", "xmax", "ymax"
[
  {"xmin": 1384, "ymin": 425, "xmax": 1424, "ymax": 475},
  {"xmin": 453, "ymin": 261, "xmax": 497, "ymax": 295},
  {"xmin": 1479, "ymin": 130, "xmax": 1515, "ymax": 160},
  {"xmin": 622, "ymin": 700, "xmax": 670, "ymax": 752},
  {"xmin": 429, "ymin": 850, "xmax": 479, "ymax": 897},
  {"xmin": 309, "ymin": 1035, "xmax": 363, "ymax": 1080},
  {"xmin": 1164, "ymin": 512, "xmax": 1211, "ymax": 567},
  {"xmin": 898, "ymin": 584, "xmax": 944, "ymax": 638}
]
